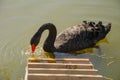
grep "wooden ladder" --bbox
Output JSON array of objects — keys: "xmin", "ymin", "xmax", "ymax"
[{"xmin": 25, "ymin": 58, "xmax": 103, "ymax": 80}]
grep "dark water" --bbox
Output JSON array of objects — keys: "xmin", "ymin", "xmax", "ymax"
[{"xmin": 0, "ymin": 0, "xmax": 120, "ymax": 80}]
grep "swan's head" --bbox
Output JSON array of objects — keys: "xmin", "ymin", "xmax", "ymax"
[
  {"xmin": 30, "ymin": 32, "xmax": 40, "ymax": 53},
  {"xmin": 30, "ymin": 23, "xmax": 57, "ymax": 53}
]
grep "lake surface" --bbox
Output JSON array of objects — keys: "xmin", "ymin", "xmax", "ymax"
[{"xmin": 0, "ymin": 0, "xmax": 120, "ymax": 80}]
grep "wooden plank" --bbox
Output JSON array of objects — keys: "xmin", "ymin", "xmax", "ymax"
[
  {"xmin": 24, "ymin": 67, "xmax": 28, "ymax": 80},
  {"xmin": 28, "ymin": 63, "xmax": 93, "ymax": 69},
  {"xmin": 27, "ymin": 74, "xmax": 103, "ymax": 80},
  {"xmin": 28, "ymin": 58, "xmax": 90, "ymax": 64},
  {"xmin": 28, "ymin": 68, "xmax": 98, "ymax": 75},
  {"xmin": 25, "ymin": 58, "xmax": 103, "ymax": 80}
]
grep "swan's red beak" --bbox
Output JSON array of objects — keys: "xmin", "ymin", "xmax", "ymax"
[{"xmin": 31, "ymin": 44, "xmax": 36, "ymax": 53}]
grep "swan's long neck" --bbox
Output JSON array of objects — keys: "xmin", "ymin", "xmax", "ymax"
[{"xmin": 38, "ymin": 23, "xmax": 57, "ymax": 52}]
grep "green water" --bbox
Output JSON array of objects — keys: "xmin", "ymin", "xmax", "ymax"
[{"xmin": 0, "ymin": 0, "xmax": 120, "ymax": 80}]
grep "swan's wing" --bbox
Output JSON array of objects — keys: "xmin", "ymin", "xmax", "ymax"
[{"xmin": 54, "ymin": 25, "xmax": 94, "ymax": 52}]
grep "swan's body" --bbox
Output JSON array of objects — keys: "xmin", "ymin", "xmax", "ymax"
[{"xmin": 30, "ymin": 21, "xmax": 111, "ymax": 53}]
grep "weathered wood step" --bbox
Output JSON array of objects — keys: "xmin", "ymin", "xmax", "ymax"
[
  {"xmin": 28, "ymin": 68, "xmax": 98, "ymax": 75},
  {"xmin": 25, "ymin": 58, "xmax": 103, "ymax": 80},
  {"xmin": 29, "ymin": 58, "xmax": 90, "ymax": 64},
  {"xmin": 28, "ymin": 62, "xmax": 93, "ymax": 69},
  {"xmin": 27, "ymin": 73, "xmax": 103, "ymax": 80}
]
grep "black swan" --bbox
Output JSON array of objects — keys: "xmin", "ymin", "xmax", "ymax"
[{"xmin": 30, "ymin": 21, "xmax": 111, "ymax": 54}]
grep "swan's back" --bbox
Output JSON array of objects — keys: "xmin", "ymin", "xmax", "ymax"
[
  {"xmin": 54, "ymin": 23, "xmax": 111, "ymax": 52},
  {"xmin": 54, "ymin": 25, "xmax": 91, "ymax": 52}
]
